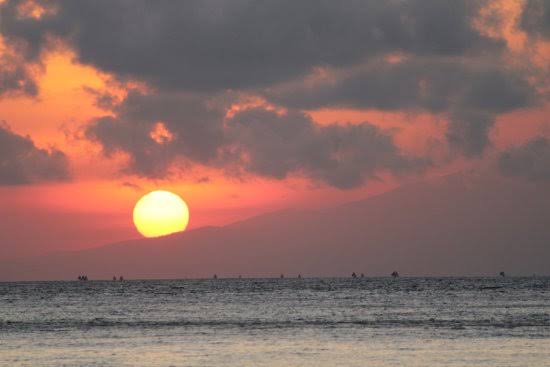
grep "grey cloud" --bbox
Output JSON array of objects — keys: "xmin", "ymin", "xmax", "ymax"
[
  {"xmin": 266, "ymin": 59, "xmax": 536, "ymax": 156},
  {"xmin": 0, "ymin": 123, "xmax": 70, "ymax": 185},
  {"xmin": 82, "ymin": 87, "xmax": 119, "ymax": 110},
  {"xmin": 84, "ymin": 90, "xmax": 226, "ymax": 177},
  {"xmin": 520, "ymin": 0, "xmax": 550, "ymax": 39},
  {"xmin": 225, "ymin": 108, "xmax": 426, "ymax": 188},
  {"xmin": 445, "ymin": 110, "xmax": 493, "ymax": 157},
  {"xmin": 266, "ymin": 60, "xmax": 534, "ymax": 113},
  {"xmin": 1, "ymin": 0, "xmax": 501, "ymax": 92},
  {"xmin": 3, "ymin": 0, "xmax": 542, "ymax": 184},
  {"xmin": 499, "ymin": 137, "xmax": 550, "ymax": 181},
  {"xmin": 0, "ymin": 53, "xmax": 38, "ymax": 98},
  {"xmin": 85, "ymin": 92, "xmax": 425, "ymax": 188}
]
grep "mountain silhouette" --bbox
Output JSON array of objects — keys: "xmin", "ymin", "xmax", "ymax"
[{"xmin": 1, "ymin": 172, "xmax": 549, "ymax": 280}]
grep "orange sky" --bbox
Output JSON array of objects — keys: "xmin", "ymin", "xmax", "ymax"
[
  {"xmin": 1, "ymin": 44, "xmax": 549, "ymax": 256},
  {"xmin": 0, "ymin": 0, "xmax": 549, "ymax": 259}
]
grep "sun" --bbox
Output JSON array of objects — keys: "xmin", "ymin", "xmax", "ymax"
[{"xmin": 133, "ymin": 190, "xmax": 190, "ymax": 238}]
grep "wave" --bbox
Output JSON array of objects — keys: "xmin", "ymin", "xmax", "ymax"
[{"xmin": 2, "ymin": 315, "xmax": 549, "ymax": 332}]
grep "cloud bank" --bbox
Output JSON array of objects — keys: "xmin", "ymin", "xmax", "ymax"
[
  {"xmin": 0, "ymin": 0, "xmax": 501, "ymax": 92},
  {"xmin": 84, "ymin": 91, "xmax": 424, "ymax": 188},
  {"xmin": 1, "ymin": 0, "xmax": 548, "ymax": 187},
  {"xmin": 0, "ymin": 123, "xmax": 69, "ymax": 185}
]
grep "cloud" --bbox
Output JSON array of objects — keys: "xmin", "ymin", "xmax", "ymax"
[
  {"xmin": 445, "ymin": 110, "xmax": 493, "ymax": 157},
  {"xmin": 266, "ymin": 59, "xmax": 535, "ymax": 113},
  {"xmin": 0, "ymin": 123, "xmax": 70, "ymax": 185},
  {"xmin": 1, "ymin": 0, "xmax": 501, "ymax": 92},
  {"xmin": 2, "ymin": 0, "xmax": 546, "ymax": 185},
  {"xmin": 499, "ymin": 137, "xmax": 550, "ymax": 181},
  {"xmin": 84, "ymin": 91, "xmax": 425, "ymax": 188},
  {"xmin": 0, "ymin": 50, "xmax": 38, "ymax": 98},
  {"xmin": 82, "ymin": 86, "xmax": 119, "ymax": 110},
  {"xmin": 520, "ymin": 0, "xmax": 550, "ymax": 39},
  {"xmin": 84, "ymin": 90, "xmax": 226, "ymax": 177},
  {"xmin": 224, "ymin": 108, "xmax": 426, "ymax": 188},
  {"xmin": 265, "ymin": 59, "xmax": 536, "ymax": 156}
]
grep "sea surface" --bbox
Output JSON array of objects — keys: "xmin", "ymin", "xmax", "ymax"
[{"xmin": 1, "ymin": 277, "xmax": 549, "ymax": 366}]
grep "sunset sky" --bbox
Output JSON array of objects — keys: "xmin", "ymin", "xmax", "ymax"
[{"xmin": 1, "ymin": 0, "xmax": 549, "ymax": 262}]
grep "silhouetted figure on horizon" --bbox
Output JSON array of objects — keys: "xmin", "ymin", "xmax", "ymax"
[
  {"xmin": 280, "ymin": 274, "xmax": 284, "ymax": 279},
  {"xmin": 360, "ymin": 273, "xmax": 365, "ymax": 278},
  {"xmin": 238, "ymin": 275, "xmax": 242, "ymax": 279},
  {"xmin": 499, "ymin": 271, "xmax": 506, "ymax": 277},
  {"xmin": 391, "ymin": 271, "xmax": 399, "ymax": 278},
  {"xmin": 113, "ymin": 276, "xmax": 116, "ymax": 281},
  {"xmin": 352, "ymin": 272, "xmax": 357, "ymax": 278},
  {"xmin": 213, "ymin": 274, "xmax": 218, "ymax": 279},
  {"xmin": 298, "ymin": 274, "xmax": 302, "ymax": 279},
  {"xmin": 119, "ymin": 276, "xmax": 124, "ymax": 281}
]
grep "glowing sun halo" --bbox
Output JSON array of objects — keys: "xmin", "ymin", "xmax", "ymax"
[{"xmin": 133, "ymin": 190, "xmax": 190, "ymax": 238}]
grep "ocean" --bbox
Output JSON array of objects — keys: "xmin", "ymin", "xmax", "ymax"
[{"xmin": 1, "ymin": 277, "xmax": 549, "ymax": 366}]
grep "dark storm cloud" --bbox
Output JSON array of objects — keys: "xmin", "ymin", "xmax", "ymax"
[
  {"xmin": 499, "ymin": 137, "xmax": 550, "ymax": 181},
  {"xmin": 0, "ymin": 123, "xmax": 70, "ymax": 185},
  {"xmin": 85, "ymin": 91, "xmax": 424, "ymax": 188},
  {"xmin": 520, "ymin": 0, "xmax": 550, "ymax": 39},
  {"xmin": 0, "ymin": 0, "xmax": 500, "ymax": 92}
]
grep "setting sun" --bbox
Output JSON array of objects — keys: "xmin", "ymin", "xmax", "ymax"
[{"xmin": 133, "ymin": 190, "xmax": 189, "ymax": 238}]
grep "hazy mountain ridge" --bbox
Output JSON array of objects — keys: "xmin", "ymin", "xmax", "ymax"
[{"xmin": 1, "ymin": 173, "xmax": 549, "ymax": 281}]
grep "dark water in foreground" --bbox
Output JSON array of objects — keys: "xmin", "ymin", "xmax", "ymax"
[{"xmin": 1, "ymin": 277, "xmax": 549, "ymax": 366}]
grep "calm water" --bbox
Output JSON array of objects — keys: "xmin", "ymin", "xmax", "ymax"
[{"xmin": 1, "ymin": 277, "xmax": 549, "ymax": 366}]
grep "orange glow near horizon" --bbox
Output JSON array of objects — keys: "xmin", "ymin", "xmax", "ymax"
[
  {"xmin": 1, "ymin": 2, "xmax": 549, "ymax": 259},
  {"xmin": 1, "ymin": 46, "xmax": 544, "ymax": 239}
]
